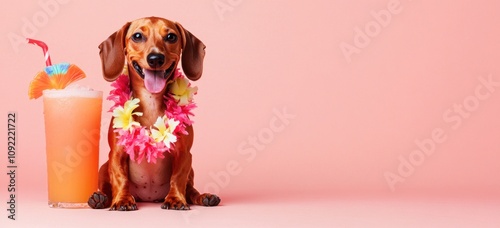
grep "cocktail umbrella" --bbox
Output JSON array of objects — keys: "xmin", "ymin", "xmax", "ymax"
[{"xmin": 27, "ymin": 38, "xmax": 86, "ymax": 99}]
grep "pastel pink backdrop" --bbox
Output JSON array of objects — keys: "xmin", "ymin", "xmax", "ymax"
[{"xmin": 1, "ymin": 0, "xmax": 500, "ymax": 226}]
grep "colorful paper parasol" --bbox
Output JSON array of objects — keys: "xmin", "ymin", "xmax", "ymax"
[{"xmin": 27, "ymin": 38, "xmax": 86, "ymax": 99}]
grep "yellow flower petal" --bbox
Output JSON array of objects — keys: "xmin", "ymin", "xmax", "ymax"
[
  {"xmin": 163, "ymin": 132, "xmax": 177, "ymax": 148},
  {"xmin": 151, "ymin": 117, "xmax": 167, "ymax": 142},
  {"xmin": 150, "ymin": 116, "xmax": 180, "ymax": 146},
  {"xmin": 171, "ymin": 77, "xmax": 188, "ymax": 96},
  {"xmin": 166, "ymin": 119, "xmax": 180, "ymax": 132},
  {"xmin": 112, "ymin": 98, "xmax": 143, "ymax": 131},
  {"xmin": 153, "ymin": 116, "xmax": 167, "ymax": 133},
  {"xmin": 170, "ymin": 77, "xmax": 198, "ymax": 106}
]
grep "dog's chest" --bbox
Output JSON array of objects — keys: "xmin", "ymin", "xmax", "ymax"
[{"xmin": 128, "ymin": 154, "xmax": 173, "ymax": 202}]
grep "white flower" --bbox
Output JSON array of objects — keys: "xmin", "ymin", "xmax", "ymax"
[
  {"xmin": 151, "ymin": 116, "xmax": 179, "ymax": 148},
  {"xmin": 112, "ymin": 98, "xmax": 142, "ymax": 131},
  {"xmin": 170, "ymin": 77, "xmax": 197, "ymax": 106}
]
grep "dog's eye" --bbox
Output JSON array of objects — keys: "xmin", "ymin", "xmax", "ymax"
[
  {"xmin": 132, "ymin": 32, "xmax": 144, "ymax": 42},
  {"xmin": 165, "ymin": 33, "xmax": 177, "ymax": 43}
]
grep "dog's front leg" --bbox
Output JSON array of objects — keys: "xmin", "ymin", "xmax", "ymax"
[
  {"xmin": 161, "ymin": 148, "xmax": 192, "ymax": 210},
  {"xmin": 108, "ymin": 145, "xmax": 137, "ymax": 211}
]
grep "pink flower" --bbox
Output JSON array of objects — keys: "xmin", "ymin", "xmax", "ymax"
[
  {"xmin": 165, "ymin": 95, "xmax": 196, "ymax": 135},
  {"xmin": 173, "ymin": 68, "xmax": 183, "ymax": 79},
  {"xmin": 116, "ymin": 127, "xmax": 169, "ymax": 164},
  {"xmin": 146, "ymin": 141, "xmax": 167, "ymax": 163},
  {"xmin": 107, "ymin": 75, "xmax": 130, "ymax": 112},
  {"xmin": 108, "ymin": 69, "xmax": 197, "ymax": 164}
]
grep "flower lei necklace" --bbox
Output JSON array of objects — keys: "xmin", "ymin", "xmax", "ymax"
[{"xmin": 108, "ymin": 69, "xmax": 197, "ymax": 164}]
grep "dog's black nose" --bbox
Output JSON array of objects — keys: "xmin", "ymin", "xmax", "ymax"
[{"xmin": 147, "ymin": 53, "xmax": 165, "ymax": 68}]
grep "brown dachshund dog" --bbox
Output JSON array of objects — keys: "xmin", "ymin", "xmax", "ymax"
[{"xmin": 88, "ymin": 17, "xmax": 220, "ymax": 210}]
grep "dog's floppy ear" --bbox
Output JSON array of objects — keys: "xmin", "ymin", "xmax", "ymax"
[
  {"xmin": 176, "ymin": 22, "xmax": 206, "ymax": 81},
  {"xmin": 99, "ymin": 22, "xmax": 131, "ymax": 82}
]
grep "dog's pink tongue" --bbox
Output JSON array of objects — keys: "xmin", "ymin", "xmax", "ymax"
[{"xmin": 144, "ymin": 69, "xmax": 167, "ymax": 93}]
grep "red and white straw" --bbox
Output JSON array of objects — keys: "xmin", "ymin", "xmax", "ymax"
[{"xmin": 27, "ymin": 38, "xmax": 52, "ymax": 66}]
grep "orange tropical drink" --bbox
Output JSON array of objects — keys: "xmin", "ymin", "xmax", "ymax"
[{"xmin": 42, "ymin": 88, "xmax": 102, "ymax": 208}]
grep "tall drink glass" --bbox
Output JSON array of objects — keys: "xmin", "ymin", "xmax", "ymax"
[{"xmin": 42, "ymin": 88, "xmax": 102, "ymax": 208}]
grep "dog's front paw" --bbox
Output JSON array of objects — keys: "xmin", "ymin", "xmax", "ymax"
[
  {"xmin": 161, "ymin": 196, "xmax": 190, "ymax": 210},
  {"xmin": 88, "ymin": 191, "xmax": 109, "ymax": 209},
  {"xmin": 110, "ymin": 195, "xmax": 137, "ymax": 211},
  {"xmin": 200, "ymin": 193, "xmax": 221, "ymax": 207}
]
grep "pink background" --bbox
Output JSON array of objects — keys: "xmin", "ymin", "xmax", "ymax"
[{"xmin": 1, "ymin": 0, "xmax": 499, "ymax": 227}]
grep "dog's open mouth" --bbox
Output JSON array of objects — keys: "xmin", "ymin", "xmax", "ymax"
[{"xmin": 133, "ymin": 61, "xmax": 175, "ymax": 93}]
